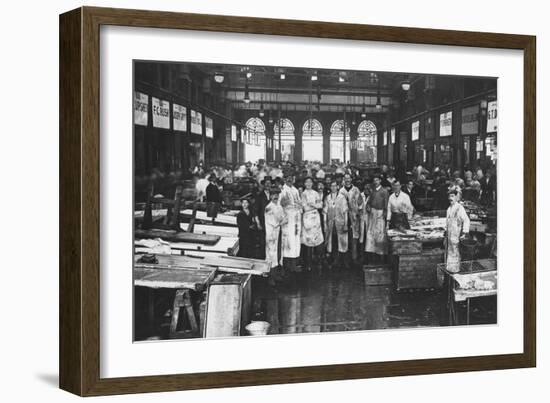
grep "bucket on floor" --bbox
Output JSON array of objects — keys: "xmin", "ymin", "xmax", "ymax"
[
  {"xmin": 245, "ymin": 321, "xmax": 270, "ymax": 336},
  {"xmin": 460, "ymin": 239, "xmax": 479, "ymax": 261}
]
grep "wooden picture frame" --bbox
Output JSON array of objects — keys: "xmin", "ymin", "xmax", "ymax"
[{"xmin": 59, "ymin": 6, "xmax": 536, "ymax": 396}]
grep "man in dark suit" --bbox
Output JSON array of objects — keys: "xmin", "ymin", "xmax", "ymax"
[
  {"xmin": 479, "ymin": 169, "xmax": 496, "ymax": 206},
  {"xmin": 255, "ymin": 176, "xmax": 272, "ymax": 259},
  {"xmin": 402, "ymin": 179, "xmax": 418, "ymax": 211},
  {"xmin": 205, "ymin": 174, "xmax": 222, "ymax": 220}
]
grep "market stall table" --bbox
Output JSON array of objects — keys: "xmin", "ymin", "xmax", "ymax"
[
  {"xmin": 180, "ymin": 209, "xmax": 238, "ymax": 226},
  {"xmin": 134, "ymin": 263, "xmax": 217, "ymax": 338},
  {"xmin": 388, "ymin": 215, "xmax": 446, "ymax": 290},
  {"xmin": 437, "ymin": 259, "xmax": 497, "ymax": 325},
  {"xmin": 135, "ymin": 236, "xmax": 240, "ymax": 257}
]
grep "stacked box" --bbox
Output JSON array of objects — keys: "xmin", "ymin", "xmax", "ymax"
[
  {"xmin": 394, "ymin": 251, "xmax": 444, "ymax": 290},
  {"xmin": 363, "ymin": 264, "xmax": 393, "ymax": 286}
]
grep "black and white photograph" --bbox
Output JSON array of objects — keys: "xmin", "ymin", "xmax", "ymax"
[{"xmin": 133, "ymin": 60, "xmax": 498, "ymax": 341}]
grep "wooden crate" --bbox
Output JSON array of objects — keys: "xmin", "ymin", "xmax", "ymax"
[
  {"xmin": 204, "ymin": 273, "xmax": 252, "ymax": 337},
  {"xmin": 363, "ymin": 264, "xmax": 393, "ymax": 286},
  {"xmin": 395, "ymin": 252, "xmax": 444, "ymax": 290},
  {"xmin": 390, "ymin": 239, "xmax": 423, "ymax": 255}
]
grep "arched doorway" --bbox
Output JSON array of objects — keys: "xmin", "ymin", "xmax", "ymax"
[
  {"xmin": 245, "ymin": 117, "xmax": 266, "ymax": 162},
  {"xmin": 357, "ymin": 120, "xmax": 378, "ymax": 163},
  {"xmin": 302, "ymin": 118, "xmax": 323, "ymax": 162},
  {"xmin": 273, "ymin": 118, "xmax": 295, "ymax": 162},
  {"xmin": 330, "ymin": 120, "xmax": 351, "ymax": 163}
]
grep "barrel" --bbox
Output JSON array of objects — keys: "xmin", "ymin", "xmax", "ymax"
[{"xmin": 460, "ymin": 239, "xmax": 478, "ymax": 261}]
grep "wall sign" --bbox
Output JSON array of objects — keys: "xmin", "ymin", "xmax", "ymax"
[
  {"xmin": 190, "ymin": 109, "xmax": 202, "ymax": 134},
  {"xmin": 172, "ymin": 104, "xmax": 187, "ymax": 132},
  {"xmin": 439, "ymin": 111, "xmax": 452, "ymax": 137},
  {"xmin": 231, "ymin": 124, "xmax": 237, "ymax": 142},
  {"xmin": 390, "ymin": 128, "xmax": 396, "ymax": 144},
  {"xmin": 461, "ymin": 104, "xmax": 480, "ymax": 135},
  {"xmin": 487, "ymin": 100, "xmax": 498, "ymax": 133},
  {"xmin": 152, "ymin": 97, "xmax": 169, "ymax": 129},
  {"xmin": 205, "ymin": 116, "xmax": 214, "ymax": 138},
  {"xmin": 240, "ymin": 128, "xmax": 245, "ymax": 143},
  {"xmin": 411, "ymin": 120, "xmax": 420, "ymax": 141},
  {"xmin": 383, "ymin": 130, "xmax": 387, "ymax": 146},
  {"xmin": 133, "ymin": 91, "xmax": 148, "ymax": 126}
]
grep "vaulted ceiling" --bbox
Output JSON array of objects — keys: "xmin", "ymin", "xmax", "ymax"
[{"xmin": 189, "ymin": 63, "xmax": 423, "ymax": 113}]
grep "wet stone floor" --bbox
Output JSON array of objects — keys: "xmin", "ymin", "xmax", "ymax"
[{"xmin": 251, "ymin": 265, "xmax": 497, "ymax": 335}]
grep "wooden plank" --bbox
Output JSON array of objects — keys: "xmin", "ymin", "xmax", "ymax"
[
  {"xmin": 180, "ymin": 223, "xmax": 238, "ymax": 237},
  {"xmin": 181, "ymin": 209, "xmax": 238, "ymax": 226},
  {"xmin": 204, "ymin": 282, "xmax": 243, "ymax": 338},
  {"xmin": 134, "ymin": 266, "xmax": 216, "ymax": 291},
  {"xmin": 135, "ymin": 228, "xmax": 220, "ymax": 245},
  {"xmin": 135, "ymin": 208, "xmax": 168, "ymax": 219},
  {"xmin": 134, "ymin": 253, "xmax": 271, "ymax": 274},
  {"xmin": 169, "ymin": 237, "xmax": 239, "ymax": 254}
]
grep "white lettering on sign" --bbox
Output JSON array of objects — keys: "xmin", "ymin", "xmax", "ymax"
[
  {"xmin": 439, "ymin": 111, "xmax": 452, "ymax": 137},
  {"xmin": 487, "ymin": 101, "xmax": 498, "ymax": 133},
  {"xmin": 205, "ymin": 117, "xmax": 214, "ymax": 138},
  {"xmin": 133, "ymin": 92, "xmax": 148, "ymax": 126},
  {"xmin": 152, "ymin": 97, "xmax": 170, "ymax": 129},
  {"xmin": 191, "ymin": 110, "xmax": 202, "ymax": 134},
  {"xmin": 173, "ymin": 104, "xmax": 187, "ymax": 132},
  {"xmin": 411, "ymin": 120, "xmax": 420, "ymax": 141}
]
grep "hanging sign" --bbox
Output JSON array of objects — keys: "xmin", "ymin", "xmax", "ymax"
[
  {"xmin": 383, "ymin": 130, "xmax": 388, "ymax": 146},
  {"xmin": 487, "ymin": 101, "xmax": 498, "ymax": 133},
  {"xmin": 172, "ymin": 104, "xmax": 187, "ymax": 132},
  {"xmin": 190, "ymin": 110, "xmax": 202, "ymax": 134},
  {"xmin": 152, "ymin": 97, "xmax": 170, "ymax": 129},
  {"xmin": 439, "ymin": 111, "xmax": 452, "ymax": 137},
  {"xmin": 231, "ymin": 124, "xmax": 237, "ymax": 142},
  {"xmin": 133, "ymin": 92, "xmax": 148, "ymax": 126},
  {"xmin": 411, "ymin": 120, "xmax": 420, "ymax": 141},
  {"xmin": 391, "ymin": 128, "xmax": 396, "ymax": 144},
  {"xmin": 240, "ymin": 128, "xmax": 245, "ymax": 143},
  {"xmin": 461, "ymin": 104, "xmax": 480, "ymax": 135},
  {"xmin": 205, "ymin": 117, "xmax": 214, "ymax": 138}
]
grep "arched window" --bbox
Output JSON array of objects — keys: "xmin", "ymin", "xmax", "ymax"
[
  {"xmin": 302, "ymin": 119, "xmax": 323, "ymax": 162},
  {"xmin": 330, "ymin": 120, "xmax": 351, "ymax": 163},
  {"xmin": 245, "ymin": 117, "xmax": 266, "ymax": 162},
  {"xmin": 357, "ymin": 120, "xmax": 378, "ymax": 163},
  {"xmin": 273, "ymin": 118, "xmax": 295, "ymax": 162}
]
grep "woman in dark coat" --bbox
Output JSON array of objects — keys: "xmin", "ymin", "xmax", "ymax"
[{"xmin": 236, "ymin": 198, "xmax": 257, "ymax": 258}]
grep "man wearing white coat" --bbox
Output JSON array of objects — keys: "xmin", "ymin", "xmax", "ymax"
[{"xmin": 279, "ymin": 174, "xmax": 302, "ymax": 273}]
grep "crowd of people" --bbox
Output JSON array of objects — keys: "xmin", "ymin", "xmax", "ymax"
[{"xmin": 196, "ymin": 159, "xmax": 496, "ymax": 283}]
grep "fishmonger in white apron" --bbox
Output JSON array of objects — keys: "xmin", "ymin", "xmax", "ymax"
[
  {"xmin": 445, "ymin": 190, "xmax": 471, "ymax": 273},
  {"xmin": 279, "ymin": 177, "xmax": 302, "ymax": 271}
]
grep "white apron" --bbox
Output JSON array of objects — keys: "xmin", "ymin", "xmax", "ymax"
[
  {"xmin": 340, "ymin": 185, "xmax": 363, "ymax": 239},
  {"xmin": 280, "ymin": 184, "xmax": 302, "ymax": 258},
  {"xmin": 365, "ymin": 208, "xmax": 388, "ymax": 255},
  {"xmin": 301, "ymin": 189, "xmax": 324, "ymax": 247},
  {"xmin": 359, "ymin": 193, "xmax": 370, "ymax": 244},
  {"xmin": 445, "ymin": 203, "xmax": 470, "ymax": 273},
  {"xmin": 264, "ymin": 201, "xmax": 284, "ymax": 267},
  {"xmin": 324, "ymin": 192, "xmax": 349, "ymax": 253}
]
